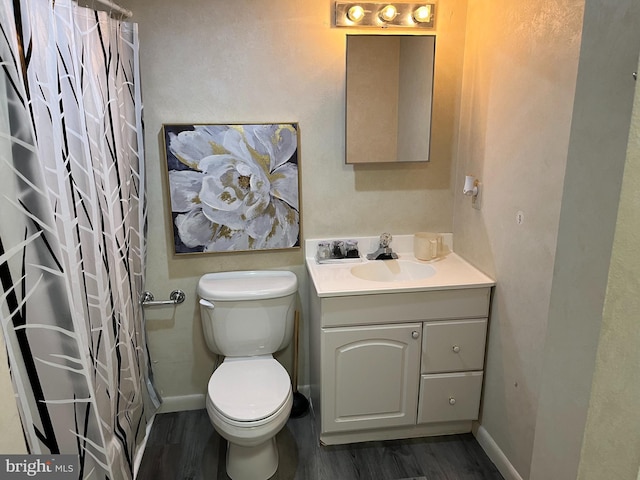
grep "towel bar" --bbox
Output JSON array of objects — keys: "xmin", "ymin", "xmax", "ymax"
[{"xmin": 141, "ymin": 290, "xmax": 185, "ymax": 307}]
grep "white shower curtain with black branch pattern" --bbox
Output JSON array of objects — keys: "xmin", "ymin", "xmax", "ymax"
[{"xmin": 0, "ymin": 0, "xmax": 158, "ymax": 478}]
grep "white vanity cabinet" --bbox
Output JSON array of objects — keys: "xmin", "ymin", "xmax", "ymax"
[{"xmin": 309, "ymin": 286, "xmax": 492, "ymax": 445}]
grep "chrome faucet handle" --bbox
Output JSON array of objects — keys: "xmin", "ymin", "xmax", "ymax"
[{"xmin": 379, "ymin": 232, "xmax": 392, "ymax": 248}]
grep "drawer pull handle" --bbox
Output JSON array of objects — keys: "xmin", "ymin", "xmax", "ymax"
[
  {"xmin": 452, "ymin": 345, "xmax": 461, "ymax": 353},
  {"xmin": 411, "ymin": 330, "xmax": 420, "ymax": 339},
  {"xmin": 449, "ymin": 397, "xmax": 456, "ymax": 406}
]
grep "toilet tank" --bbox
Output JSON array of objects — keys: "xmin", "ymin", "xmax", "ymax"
[{"xmin": 198, "ymin": 271, "xmax": 298, "ymax": 357}]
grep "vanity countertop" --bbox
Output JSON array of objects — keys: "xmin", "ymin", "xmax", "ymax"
[{"xmin": 305, "ymin": 236, "xmax": 495, "ymax": 298}]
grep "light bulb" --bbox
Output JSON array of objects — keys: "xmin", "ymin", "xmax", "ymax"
[
  {"xmin": 379, "ymin": 4, "xmax": 397, "ymax": 22},
  {"xmin": 413, "ymin": 5, "xmax": 431, "ymax": 23},
  {"xmin": 347, "ymin": 5, "xmax": 365, "ymax": 22}
]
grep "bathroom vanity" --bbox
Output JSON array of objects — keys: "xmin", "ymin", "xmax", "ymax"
[{"xmin": 306, "ymin": 236, "xmax": 494, "ymax": 445}]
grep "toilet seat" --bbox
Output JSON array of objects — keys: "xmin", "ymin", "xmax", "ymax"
[{"xmin": 208, "ymin": 356, "xmax": 291, "ymax": 423}]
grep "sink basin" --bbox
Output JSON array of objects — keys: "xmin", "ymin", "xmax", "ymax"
[{"xmin": 350, "ymin": 260, "xmax": 436, "ymax": 283}]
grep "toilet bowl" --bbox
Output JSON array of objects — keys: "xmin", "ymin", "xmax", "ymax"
[
  {"xmin": 206, "ymin": 356, "xmax": 292, "ymax": 480},
  {"xmin": 198, "ymin": 270, "xmax": 298, "ymax": 480}
]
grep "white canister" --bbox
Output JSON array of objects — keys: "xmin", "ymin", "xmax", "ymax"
[{"xmin": 413, "ymin": 232, "xmax": 443, "ymax": 260}]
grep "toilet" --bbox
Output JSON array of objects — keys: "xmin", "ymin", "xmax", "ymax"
[{"xmin": 197, "ymin": 270, "xmax": 298, "ymax": 480}]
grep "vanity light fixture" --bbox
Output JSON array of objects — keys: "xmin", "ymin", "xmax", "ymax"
[{"xmin": 335, "ymin": 2, "xmax": 436, "ymax": 28}]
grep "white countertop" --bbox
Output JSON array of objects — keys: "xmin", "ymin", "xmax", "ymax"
[{"xmin": 305, "ymin": 236, "xmax": 495, "ymax": 298}]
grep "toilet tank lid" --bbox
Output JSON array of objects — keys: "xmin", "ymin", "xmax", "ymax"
[{"xmin": 197, "ymin": 270, "xmax": 298, "ymax": 301}]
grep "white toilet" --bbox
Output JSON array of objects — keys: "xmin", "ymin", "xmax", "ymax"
[{"xmin": 197, "ymin": 270, "xmax": 298, "ymax": 480}]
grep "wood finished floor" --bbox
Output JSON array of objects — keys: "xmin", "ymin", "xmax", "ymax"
[{"xmin": 137, "ymin": 408, "xmax": 504, "ymax": 480}]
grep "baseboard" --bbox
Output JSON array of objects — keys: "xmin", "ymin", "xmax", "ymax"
[
  {"xmin": 157, "ymin": 393, "xmax": 206, "ymax": 413},
  {"xmin": 473, "ymin": 426, "xmax": 524, "ymax": 480}
]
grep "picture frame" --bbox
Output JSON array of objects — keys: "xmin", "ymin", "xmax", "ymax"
[{"xmin": 162, "ymin": 123, "xmax": 300, "ymax": 255}]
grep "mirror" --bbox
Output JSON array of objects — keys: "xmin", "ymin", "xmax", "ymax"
[{"xmin": 346, "ymin": 35, "xmax": 435, "ymax": 164}]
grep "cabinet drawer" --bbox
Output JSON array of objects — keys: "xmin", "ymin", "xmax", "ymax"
[
  {"xmin": 417, "ymin": 372, "xmax": 483, "ymax": 424},
  {"xmin": 421, "ymin": 319, "xmax": 487, "ymax": 373}
]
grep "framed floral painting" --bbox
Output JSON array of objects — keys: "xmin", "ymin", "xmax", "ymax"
[{"xmin": 162, "ymin": 123, "xmax": 300, "ymax": 254}]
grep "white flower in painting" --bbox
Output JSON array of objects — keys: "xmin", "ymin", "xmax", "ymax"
[{"xmin": 168, "ymin": 124, "xmax": 299, "ymax": 252}]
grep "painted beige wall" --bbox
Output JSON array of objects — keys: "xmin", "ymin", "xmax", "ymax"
[
  {"xmin": 455, "ymin": 0, "xmax": 639, "ymax": 478},
  {"xmin": 530, "ymin": 1, "xmax": 640, "ymax": 478},
  {"xmin": 576, "ymin": 53, "xmax": 640, "ymax": 480},
  {"xmin": 453, "ymin": 0, "xmax": 584, "ymax": 476},
  {"xmin": 130, "ymin": 0, "xmax": 468, "ymax": 407}
]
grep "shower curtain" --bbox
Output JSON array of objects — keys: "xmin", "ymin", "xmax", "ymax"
[{"xmin": 0, "ymin": 0, "xmax": 158, "ymax": 478}]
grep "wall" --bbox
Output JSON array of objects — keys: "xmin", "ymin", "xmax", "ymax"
[
  {"xmin": 129, "ymin": 0, "xmax": 468, "ymax": 410},
  {"xmin": 530, "ymin": 0, "xmax": 640, "ymax": 478},
  {"xmin": 453, "ymin": 0, "xmax": 584, "ymax": 476},
  {"xmin": 454, "ymin": 0, "xmax": 640, "ymax": 479},
  {"xmin": 576, "ymin": 52, "xmax": 640, "ymax": 480}
]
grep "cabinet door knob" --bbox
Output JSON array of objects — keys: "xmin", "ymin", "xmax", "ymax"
[
  {"xmin": 449, "ymin": 397, "xmax": 456, "ymax": 406},
  {"xmin": 452, "ymin": 345, "xmax": 460, "ymax": 353},
  {"xmin": 411, "ymin": 330, "xmax": 420, "ymax": 339}
]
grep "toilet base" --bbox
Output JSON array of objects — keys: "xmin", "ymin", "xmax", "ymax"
[{"xmin": 226, "ymin": 437, "xmax": 278, "ymax": 480}]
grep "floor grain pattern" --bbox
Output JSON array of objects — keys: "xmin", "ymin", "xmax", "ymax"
[{"xmin": 137, "ymin": 409, "xmax": 503, "ymax": 480}]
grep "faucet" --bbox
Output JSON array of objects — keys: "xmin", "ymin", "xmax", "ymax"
[{"xmin": 366, "ymin": 233, "xmax": 399, "ymax": 260}]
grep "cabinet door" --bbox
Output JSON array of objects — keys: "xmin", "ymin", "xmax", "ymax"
[{"xmin": 322, "ymin": 323, "xmax": 422, "ymax": 433}]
